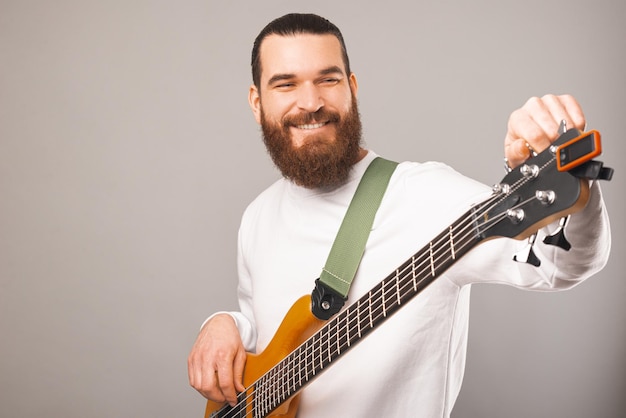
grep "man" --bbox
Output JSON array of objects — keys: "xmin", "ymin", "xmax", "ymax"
[{"xmin": 188, "ymin": 13, "xmax": 610, "ymax": 417}]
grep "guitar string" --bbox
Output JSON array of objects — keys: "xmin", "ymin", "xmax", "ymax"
[
  {"xmin": 259, "ymin": 185, "xmax": 539, "ymax": 409},
  {"xmin": 216, "ymin": 170, "xmax": 538, "ymax": 418},
  {"xmin": 215, "ymin": 157, "xmax": 554, "ymax": 418},
  {"xmin": 220, "ymin": 199, "xmax": 530, "ymax": 418},
  {"xmin": 216, "ymin": 194, "xmax": 513, "ymax": 418},
  {"xmin": 217, "ymin": 180, "xmax": 535, "ymax": 418},
  {"xmin": 308, "ymin": 160, "xmax": 552, "ymax": 364}
]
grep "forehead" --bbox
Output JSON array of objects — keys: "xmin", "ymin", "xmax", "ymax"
[{"xmin": 258, "ymin": 34, "xmax": 346, "ymax": 83}]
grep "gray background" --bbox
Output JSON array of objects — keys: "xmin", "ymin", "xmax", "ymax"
[{"xmin": 1, "ymin": 0, "xmax": 624, "ymax": 417}]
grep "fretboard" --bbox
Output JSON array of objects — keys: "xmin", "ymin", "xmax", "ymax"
[{"xmin": 248, "ymin": 205, "xmax": 485, "ymax": 417}]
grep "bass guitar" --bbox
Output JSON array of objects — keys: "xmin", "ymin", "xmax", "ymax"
[{"xmin": 205, "ymin": 127, "xmax": 612, "ymax": 418}]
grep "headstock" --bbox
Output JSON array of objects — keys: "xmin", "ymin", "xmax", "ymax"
[{"xmin": 478, "ymin": 128, "xmax": 612, "ymax": 258}]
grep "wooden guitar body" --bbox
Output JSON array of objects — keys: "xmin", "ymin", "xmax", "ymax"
[{"xmin": 205, "ymin": 296, "xmax": 325, "ymax": 418}]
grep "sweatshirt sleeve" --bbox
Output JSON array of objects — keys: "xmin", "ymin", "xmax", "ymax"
[
  {"xmin": 448, "ymin": 180, "xmax": 611, "ymax": 290},
  {"xmin": 199, "ymin": 223, "xmax": 258, "ymax": 352},
  {"xmin": 232, "ymin": 223, "xmax": 258, "ymax": 352}
]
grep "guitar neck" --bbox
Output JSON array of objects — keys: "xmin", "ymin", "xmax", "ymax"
[{"xmin": 250, "ymin": 205, "xmax": 485, "ymax": 416}]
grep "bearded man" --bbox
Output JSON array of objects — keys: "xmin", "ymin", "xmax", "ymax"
[{"xmin": 188, "ymin": 13, "xmax": 610, "ymax": 418}]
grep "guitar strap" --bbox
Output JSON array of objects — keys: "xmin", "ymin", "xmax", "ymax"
[{"xmin": 311, "ymin": 156, "xmax": 398, "ymax": 320}]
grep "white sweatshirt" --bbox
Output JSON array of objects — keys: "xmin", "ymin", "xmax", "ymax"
[{"xmin": 225, "ymin": 151, "xmax": 610, "ymax": 417}]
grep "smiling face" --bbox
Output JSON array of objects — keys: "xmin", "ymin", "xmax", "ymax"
[{"xmin": 249, "ymin": 33, "xmax": 364, "ymax": 189}]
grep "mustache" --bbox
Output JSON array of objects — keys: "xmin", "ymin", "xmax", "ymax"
[{"xmin": 282, "ymin": 109, "xmax": 341, "ymax": 127}]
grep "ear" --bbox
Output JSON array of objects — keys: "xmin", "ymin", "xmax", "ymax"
[
  {"xmin": 349, "ymin": 72, "xmax": 358, "ymax": 97},
  {"xmin": 248, "ymin": 84, "xmax": 262, "ymax": 125}
]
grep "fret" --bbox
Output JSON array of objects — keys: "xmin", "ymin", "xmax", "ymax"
[
  {"xmin": 357, "ymin": 300, "xmax": 368, "ymax": 337},
  {"xmin": 285, "ymin": 356, "xmax": 291, "ymax": 397},
  {"xmin": 356, "ymin": 300, "xmax": 362, "ymax": 338},
  {"xmin": 311, "ymin": 336, "xmax": 321, "ymax": 375},
  {"xmin": 429, "ymin": 241, "xmax": 436, "ymax": 277},
  {"xmin": 264, "ymin": 368, "xmax": 271, "ymax": 415},
  {"xmin": 344, "ymin": 314, "xmax": 350, "ymax": 350},
  {"xmin": 349, "ymin": 308, "xmax": 360, "ymax": 348},
  {"xmin": 270, "ymin": 364, "xmax": 277, "ymax": 404},
  {"xmin": 288, "ymin": 351, "xmax": 295, "ymax": 395},
  {"xmin": 380, "ymin": 279, "xmax": 387, "ymax": 317},
  {"xmin": 395, "ymin": 269, "xmax": 401, "ymax": 306},
  {"xmin": 252, "ymin": 380, "xmax": 258, "ymax": 417},
  {"xmin": 257, "ymin": 375, "xmax": 264, "ymax": 416},
  {"xmin": 342, "ymin": 315, "xmax": 349, "ymax": 350},
  {"xmin": 299, "ymin": 347, "xmax": 305, "ymax": 388},
  {"xmin": 253, "ymin": 385, "xmax": 259, "ymax": 417},
  {"xmin": 449, "ymin": 226, "xmax": 456, "ymax": 260},
  {"xmin": 305, "ymin": 339, "xmax": 312, "ymax": 378},
  {"xmin": 336, "ymin": 317, "xmax": 342, "ymax": 355},
  {"xmin": 325, "ymin": 326, "xmax": 332, "ymax": 369},
  {"xmin": 266, "ymin": 366, "xmax": 272, "ymax": 411},
  {"xmin": 368, "ymin": 290, "xmax": 373, "ymax": 329},
  {"xmin": 279, "ymin": 360, "xmax": 285, "ymax": 408},
  {"xmin": 301, "ymin": 336, "xmax": 308, "ymax": 378},
  {"xmin": 411, "ymin": 255, "xmax": 418, "ymax": 291},
  {"xmin": 273, "ymin": 363, "xmax": 279, "ymax": 408},
  {"xmin": 371, "ymin": 287, "xmax": 384, "ymax": 323},
  {"xmin": 300, "ymin": 346, "xmax": 306, "ymax": 386},
  {"xmin": 261, "ymin": 374, "xmax": 268, "ymax": 417},
  {"xmin": 311, "ymin": 334, "xmax": 321, "ymax": 376},
  {"xmin": 319, "ymin": 329, "xmax": 326, "ymax": 371},
  {"xmin": 344, "ymin": 315, "xmax": 350, "ymax": 349},
  {"xmin": 383, "ymin": 281, "xmax": 391, "ymax": 311},
  {"xmin": 350, "ymin": 308, "xmax": 358, "ymax": 344},
  {"xmin": 300, "ymin": 342, "xmax": 307, "ymax": 385},
  {"xmin": 279, "ymin": 365, "xmax": 285, "ymax": 403},
  {"xmin": 312, "ymin": 335, "xmax": 322, "ymax": 375}
]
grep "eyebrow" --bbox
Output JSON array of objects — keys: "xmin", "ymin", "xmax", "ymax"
[{"xmin": 267, "ymin": 65, "xmax": 345, "ymax": 87}]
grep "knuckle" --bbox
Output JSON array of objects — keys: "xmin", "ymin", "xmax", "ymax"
[
  {"xmin": 215, "ymin": 349, "xmax": 234, "ymax": 364},
  {"xmin": 541, "ymin": 93, "xmax": 558, "ymax": 102},
  {"xmin": 524, "ymin": 96, "xmax": 541, "ymax": 108}
]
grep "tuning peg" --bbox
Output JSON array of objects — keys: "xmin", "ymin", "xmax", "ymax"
[
  {"xmin": 513, "ymin": 233, "xmax": 541, "ymax": 267},
  {"xmin": 543, "ymin": 216, "xmax": 572, "ymax": 251}
]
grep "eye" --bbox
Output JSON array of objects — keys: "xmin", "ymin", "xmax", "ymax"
[
  {"xmin": 274, "ymin": 82, "xmax": 296, "ymax": 90},
  {"xmin": 320, "ymin": 77, "xmax": 340, "ymax": 85}
]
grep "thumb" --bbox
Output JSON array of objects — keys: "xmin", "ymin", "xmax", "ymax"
[{"xmin": 506, "ymin": 137, "xmax": 532, "ymax": 168}]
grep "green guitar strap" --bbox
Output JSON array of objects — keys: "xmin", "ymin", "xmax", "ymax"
[{"xmin": 311, "ymin": 156, "xmax": 398, "ymax": 320}]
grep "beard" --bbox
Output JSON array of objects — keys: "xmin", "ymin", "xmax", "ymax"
[{"xmin": 260, "ymin": 95, "xmax": 363, "ymax": 189}]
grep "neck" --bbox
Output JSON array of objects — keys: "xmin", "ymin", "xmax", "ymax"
[{"xmin": 355, "ymin": 147, "xmax": 368, "ymax": 162}]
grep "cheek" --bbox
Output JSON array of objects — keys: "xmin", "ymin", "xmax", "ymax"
[
  {"xmin": 332, "ymin": 90, "xmax": 354, "ymax": 113},
  {"xmin": 260, "ymin": 98, "xmax": 292, "ymax": 124}
]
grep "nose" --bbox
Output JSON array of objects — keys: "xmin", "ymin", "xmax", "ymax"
[{"xmin": 296, "ymin": 83, "xmax": 324, "ymax": 113}]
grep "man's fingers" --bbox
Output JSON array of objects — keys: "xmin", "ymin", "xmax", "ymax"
[
  {"xmin": 187, "ymin": 314, "xmax": 246, "ymax": 405},
  {"xmin": 521, "ymin": 94, "xmax": 586, "ymax": 152},
  {"xmin": 505, "ymin": 135, "xmax": 531, "ymax": 169},
  {"xmin": 504, "ymin": 94, "xmax": 587, "ymax": 170},
  {"xmin": 526, "ymin": 95, "xmax": 562, "ymax": 138},
  {"xmin": 188, "ymin": 362, "xmax": 225, "ymax": 402},
  {"xmin": 558, "ymin": 94, "xmax": 586, "ymax": 131},
  {"xmin": 233, "ymin": 349, "xmax": 247, "ymax": 393},
  {"xmin": 187, "ymin": 348, "xmax": 238, "ymax": 404},
  {"xmin": 216, "ymin": 360, "xmax": 240, "ymax": 406},
  {"xmin": 506, "ymin": 107, "xmax": 548, "ymax": 153}
]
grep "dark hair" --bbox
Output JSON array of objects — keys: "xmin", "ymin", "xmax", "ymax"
[{"xmin": 251, "ymin": 13, "xmax": 351, "ymax": 89}]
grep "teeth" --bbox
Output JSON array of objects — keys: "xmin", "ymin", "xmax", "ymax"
[{"xmin": 297, "ymin": 122, "xmax": 326, "ymax": 130}]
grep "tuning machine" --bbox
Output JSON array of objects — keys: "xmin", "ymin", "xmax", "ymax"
[
  {"xmin": 513, "ymin": 233, "xmax": 541, "ymax": 267},
  {"xmin": 543, "ymin": 215, "xmax": 572, "ymax": 251}
]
